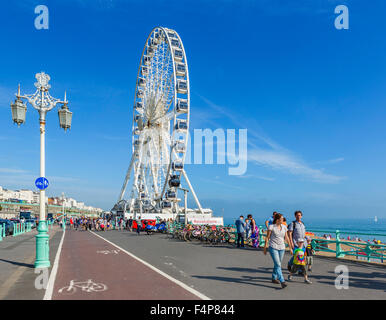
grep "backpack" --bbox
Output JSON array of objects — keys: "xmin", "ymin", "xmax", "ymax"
[
  {"xmin": 289, "ymin": 220, "xmax": 306, "ymax": 243},
  {"xmin": 290, "ymin": 221, "xmax": 298, "ymax": 235}
]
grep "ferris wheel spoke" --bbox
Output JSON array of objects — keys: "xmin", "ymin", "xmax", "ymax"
[
  {"xmin": 148, "ymin": 139, "xmax": 160, "ymax": 196},
  {"xmin": 160, "ymin": 51, "xmax": 172, "ymax": 95}
]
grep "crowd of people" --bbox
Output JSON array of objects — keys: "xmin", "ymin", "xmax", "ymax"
[
  {"xmin": 65, "ymin": 216, "xmax": 126, "ymax": 231},
  {"xmin": 63, "ymin": 216, "xmax": 171, "ymax": 234},
  {"xmin": 235, "ymin": 210, "xmax": 313, "ymax": 289}
]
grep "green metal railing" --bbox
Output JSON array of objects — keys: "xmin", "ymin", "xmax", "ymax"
[
  {"xmin": 256, "ymin": 226, "xmax": 386, "ymax": 263},
  {"xmin": 0, "ymin": 222, "xmax": 35, "ymax": 239},
  {"xmin": 12, "ymin": 222, "xmax": 33, "ymax": 236},
  {"xmin": 0, "ymin": 219, "xmax": 59, "ymax": 240},
  {"xmin": 307, "ymin": 229, "xmax": 386, "ymax": 262},
  {"xmin": 165, "ymin": 222, "xmax": 385, "ymax": 263}
]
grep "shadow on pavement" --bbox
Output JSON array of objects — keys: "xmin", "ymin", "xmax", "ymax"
[
  {"xmin": 0, "ymin": 258, "xmax": 34, "ymax": 268},
  {"xmin": 217, "ymin": 266, "xmax": 273, "ymax": 274},
  {"xmin": 191, "ymin": 274, "xmax": 282, "ymax": 291}
]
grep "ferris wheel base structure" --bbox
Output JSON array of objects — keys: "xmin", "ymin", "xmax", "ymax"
[
  {"xmin": 116, "ymin": 208, "xmax": 213, "ymax": 222},
  {"xmin": 113, "ymin": 26, "xmax": 214, "ymax": 222}
]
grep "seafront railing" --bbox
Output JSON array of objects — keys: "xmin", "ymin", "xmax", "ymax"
[
  {"xmin": 12, "ymin": 222, "xmax": 34, "ymax": 237},
  {"xmin": 0, "ymin": 224, "xmax": 4, "ymax": 241},
  {"xmin": 0, "ymin": 220, "xmax": 50, "ymax": 241},
  {"xmin": 255, "ymin": 225, "xmax": 386, "ymax": 263}
]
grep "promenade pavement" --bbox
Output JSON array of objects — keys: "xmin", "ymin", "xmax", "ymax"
[
  {"xmin": 1, "ymin": 227, "xmax": 385, "ymax": 300},
  {"xmin": 91, "ymin": 230, "xmax": 386, "ymax": 300},
  {"xmin": 0, "ymin": 225, "xmax": 62, "ymax": 300}
]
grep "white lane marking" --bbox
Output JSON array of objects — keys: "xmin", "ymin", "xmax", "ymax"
[
  {"xmin": 89, "ymin": 231, "xmax": 211, "ymax": 300},
  {"xmin": 97, "ymin": 249, "xmax": 120, "ymax": 255},
  {"xmin": 43, "ymin": 228, "xmax": 65, "ymax": 300}
]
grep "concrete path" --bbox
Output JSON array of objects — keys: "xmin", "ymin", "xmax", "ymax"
[
  {"xmin": 51, "ymin": 229, "xmax": 203, "ymax": 300},
  {"xmin": 0, "ymin": 225, "xmax": 62, "ymax": 300},
  {"xmin": 1, "ymin": 228, "xmax": 385, "ymax": 300},
  {"xmin": 94, "ymin": 230, "xmax": 386, "ymax": 300}
]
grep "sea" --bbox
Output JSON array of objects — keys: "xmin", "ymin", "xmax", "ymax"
[{"xmin": 224, "ymin": 217, "xmax": 386, "ymax": 243}]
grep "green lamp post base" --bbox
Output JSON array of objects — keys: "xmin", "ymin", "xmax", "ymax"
[{"xmin": 35, "ymin": 220, "xmax": 51, "ymax": 268}]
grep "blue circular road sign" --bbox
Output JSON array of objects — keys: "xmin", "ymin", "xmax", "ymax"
[{"xmin": 35, "ymin": 177, "xmax": 49, "ymax": 190}]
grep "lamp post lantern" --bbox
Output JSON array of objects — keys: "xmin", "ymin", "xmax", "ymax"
[
  {"xmin": 11, "ymin": 85, "xmax": 27, "ymax": 127},
  {"xmin": 11, "ymin": 72, "xmax": 71, "ymax": 268}
]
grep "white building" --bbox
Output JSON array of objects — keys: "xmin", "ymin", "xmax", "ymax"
[
  {"xmin": 33, "ymin": 192, "xmax": 40, "ymax": 204},
  {"xmin": 0, "ymin": 186, "xmax": 5, "ymax": 201},
  {"xmin": 1, "ymin": 185, "xmax": 103, "ymax": 213},
  {"xmin": 18, "ymin": 189, "xmax": 34, "ymax": 203},
  {"xmin": 0, "ymin": 187, "xmax": 33, "ymax": 203}
]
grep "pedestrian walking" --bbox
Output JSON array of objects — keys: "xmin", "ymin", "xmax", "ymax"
[
  {"xmin": 235, "ymin": 215, "xmax": 246, "ymax": 248},
  {"xmin": 287, "ymin": 239, "xmax": 312, "ymax": 284},
  {"xmin": 305, "ymin": 236, "xmax": 314, "ymax": 272},
  {"xmin": 288, "ymin": 210, "xmax": 307, "ymax": 249},
  {"xmin": 120, "ymin": 218, "xmax": 126, "ymax": 231},
  {"xmin": 136, "ymin": 216, "xmax": 142, "ymax": 235},
  {"xmin": 264, "ymin": 213, "xmax": 292, "ymax": 288},
  {"xmin": 247, "ymin": 214, "xmax": 259, "ymax": 248},
  {"xmin": 287, "ymin": 210, "xmax": 307, "ymax": 272},
  {"xmin": 245, "ymin": 215, "xmax": 251, "ymax": 240},
  {"xmin": 265, "ymin": 212, "xmax": 277, "ymax": 229}
]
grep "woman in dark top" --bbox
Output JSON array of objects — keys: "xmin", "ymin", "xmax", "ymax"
[{"xmin": 247, "ymin": 214, "xmax": 258, "ymax": 247}]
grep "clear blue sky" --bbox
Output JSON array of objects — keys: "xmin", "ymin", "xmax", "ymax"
[{"xmin": 0, "ymin": 0, "xmax": 386, "ymax": 222}]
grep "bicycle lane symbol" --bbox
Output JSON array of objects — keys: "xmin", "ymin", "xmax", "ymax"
[
  {"xmin": 97, "ymin": 249, "xmax": 120, "ymax": 255},
  {"xmin": 58, "ymin": 279, "xmax": 107, "ymax": 295}
]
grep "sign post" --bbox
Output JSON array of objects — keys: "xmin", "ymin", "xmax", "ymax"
[{"xmin": 35, "ymin": 175, "xmax": 50, "ymax": 268}]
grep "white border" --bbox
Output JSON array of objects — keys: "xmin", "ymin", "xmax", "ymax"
[{"xmin": 43, "ymin": 228, "xmax": 66, "ymax": 300}]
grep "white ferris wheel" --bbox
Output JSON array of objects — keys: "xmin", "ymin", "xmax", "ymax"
[{"xmin": 115, "ymin": 27, "xmax": 207, "ymax": 217}]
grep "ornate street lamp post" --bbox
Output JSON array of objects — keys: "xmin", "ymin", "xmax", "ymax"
[{"xmin": 10, "ymin": 72, "xmax": 72, "ymax": 268}]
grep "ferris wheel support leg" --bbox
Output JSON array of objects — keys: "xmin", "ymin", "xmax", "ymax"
[
  {"xmin": 118, "ymin": 152, "xmax": 136, "ymax": 202},
  {"xmin": 182, "ymin": 169, "xmax": 204, "ymax": 214}
]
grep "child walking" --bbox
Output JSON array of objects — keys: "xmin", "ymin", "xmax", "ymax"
[
  {"xmin": 305, "ymin": 236, "xmax": 315, "ymax": 272},
  {"xmin": 287, "ymin": 239, "xmax": 312, "ymax": 284}
]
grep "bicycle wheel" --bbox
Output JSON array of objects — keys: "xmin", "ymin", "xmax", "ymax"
[{"xmin": 90, "ymin": 282, "xmax": 107, "ymax": 292}]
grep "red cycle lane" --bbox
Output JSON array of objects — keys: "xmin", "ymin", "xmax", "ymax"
[{"xmin": 52, "ymin": 229, "xmax": 201, "ymax": 300}]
